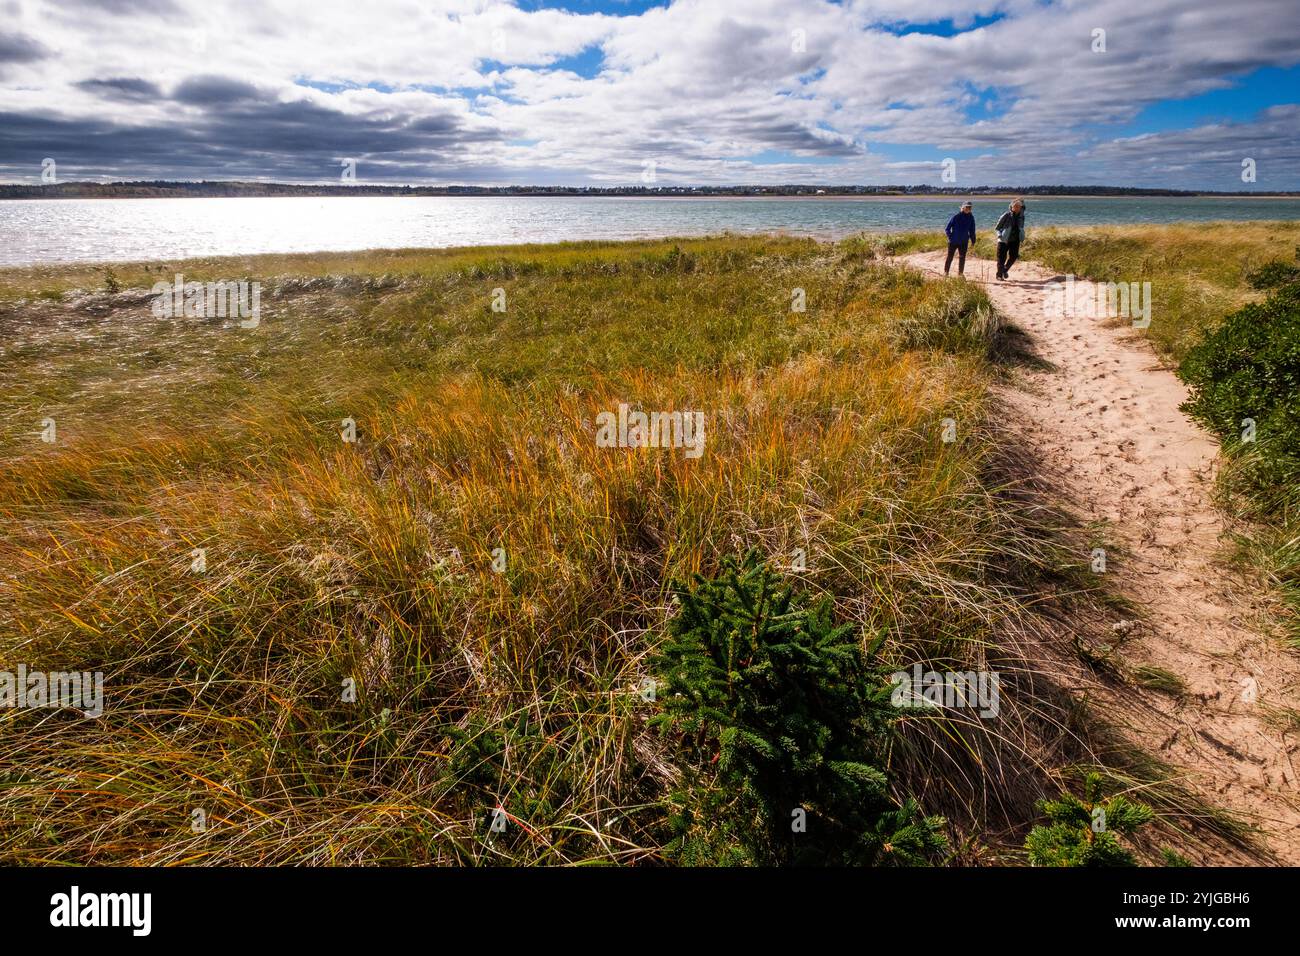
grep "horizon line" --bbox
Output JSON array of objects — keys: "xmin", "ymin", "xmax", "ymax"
[{"xmin": 4, "ymin": 180, "xmax": 1298, "ymax": 197}]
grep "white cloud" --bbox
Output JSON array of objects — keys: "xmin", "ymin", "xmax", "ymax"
[{"xmin": 1, "ymin": 0, "xmax": 1297, "ymax": 187}]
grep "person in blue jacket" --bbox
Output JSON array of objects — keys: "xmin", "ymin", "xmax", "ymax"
[{"xmin": 944, "ymin": 201, "xmax": 976, "ymax": 276}]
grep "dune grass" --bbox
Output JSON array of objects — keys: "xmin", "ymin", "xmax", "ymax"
[
  {"xmin": 873, "ymin": 220, "xmax": 1300, "ymax": 360},
  {"xmin": 1021, "ymin": 221, "xmax": 1300, "ymax": 363},
  {"xmin": 0, "ymin": 234, "xmax": 1226, "ymax": 864}
]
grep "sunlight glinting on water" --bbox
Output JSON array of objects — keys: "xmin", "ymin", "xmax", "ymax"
[{"xmin": 4, "ymin": 195, "xmax": 1300, "ymax": 265}]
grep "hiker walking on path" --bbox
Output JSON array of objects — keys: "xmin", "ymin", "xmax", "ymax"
[
  {"xmin": 995, "ymin": 198, "xmax": 1026, "ymax": 279},
  {"xmin": 944, "ymin": 201, "xmax": 976, "ymax": 276}
]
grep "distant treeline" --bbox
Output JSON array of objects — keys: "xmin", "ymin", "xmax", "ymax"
[{"xmin": 1, "ymin": 181, "xmax": 1296, "ymax": 199}]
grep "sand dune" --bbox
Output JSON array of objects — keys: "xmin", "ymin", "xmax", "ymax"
[{"xmin": 901, "ymin": 249, "xmax": 1300, "ymax": 863}]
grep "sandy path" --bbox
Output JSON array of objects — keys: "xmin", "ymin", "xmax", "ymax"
[{"xmin": 900, "ymin": 249, "xmax": 1300, "ymax": 864}]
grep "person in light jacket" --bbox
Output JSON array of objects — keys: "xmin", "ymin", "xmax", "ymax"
[
  {"xmin": 995, "ymin": 198, "xmax": 1026, "ymax": 280},
  {"xmin": 944, "ymin": 201, "xmax": 976, "ymax": 276}
]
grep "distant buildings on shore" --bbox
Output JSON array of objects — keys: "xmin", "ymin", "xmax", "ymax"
[{"xmin": 1, "ymin": 181, "xmax": 1294, "ymax": 200}]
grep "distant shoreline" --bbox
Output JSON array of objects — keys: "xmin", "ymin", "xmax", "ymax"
[
  {"xmin": 3, "ymin": 193, "xmax": 1299, "ymax": 202},
  {"xmin": 3, "ymin": 183, "xmax": 1297, "ymax": 201}
]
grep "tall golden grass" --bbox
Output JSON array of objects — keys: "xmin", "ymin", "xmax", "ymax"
[{"xmin": 0, "ymin": 235, "xmax": 1240, "ymax": 863}]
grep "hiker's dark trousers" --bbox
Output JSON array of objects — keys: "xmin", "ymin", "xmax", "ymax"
[
  {"xmin": 944, "ymin": 241, "xmax": 968, "ymax": 274},
  {"xmin": 997, "ymin": 240, "xmax": 1020, "ymax": 276}
]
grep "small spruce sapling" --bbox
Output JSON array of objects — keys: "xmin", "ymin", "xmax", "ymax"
[
  {"xmin": 1025, "ymin": 773, "xmax": 1156, "ymax": 866},
  {"xmin": 652, "ymin": 550, "xmax": 945, "ymax": 866}
]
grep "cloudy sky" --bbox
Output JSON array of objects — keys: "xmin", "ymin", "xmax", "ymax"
[{"xmin": 1, "ymin": 0, "xmax": 1298, "ymax": 189}]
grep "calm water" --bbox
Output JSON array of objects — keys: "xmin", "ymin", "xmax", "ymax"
[{"xmin": 3, "ymin": 195, "xmax": 1299, "ymax": 266}]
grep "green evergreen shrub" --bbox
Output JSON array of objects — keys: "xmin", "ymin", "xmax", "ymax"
[
  {"xmin": 1179, "ymin": 253, "xmax": 1300, "ymax": 512},
  {"xmin": 1246, "ymin": 251, "xmax": 1300, "ymax": 290},
  {"xmin": 651, "ymin": 551, "xmax": 946, "ymax": 866},
  {"xmin": 1025, "ymin": 773, "xmax": 1155, "ymax": 866}
]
